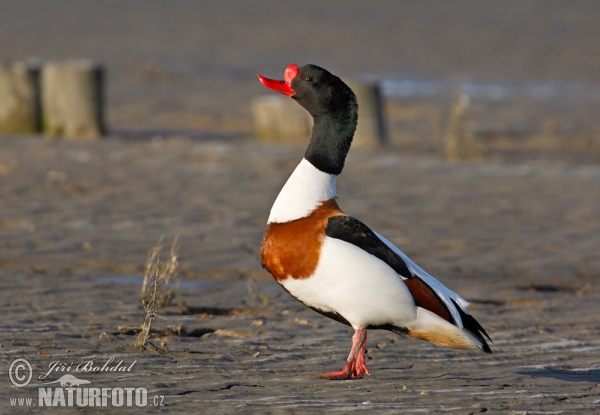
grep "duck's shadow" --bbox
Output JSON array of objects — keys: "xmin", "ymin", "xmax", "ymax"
[{"xmin": 518, "ymin": 367, "xmax": 600, "ymax": 383}]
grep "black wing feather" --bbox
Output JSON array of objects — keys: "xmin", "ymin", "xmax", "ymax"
[
  {"xmin": 451, "ymin": 299, "xmax": 493, "ymax": 353},
  {"xmin": 325, "ymin": 215, "xmax": 414, "ymax": 279}
]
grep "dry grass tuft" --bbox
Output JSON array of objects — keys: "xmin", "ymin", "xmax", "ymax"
[{"xmin": 134, "ymin": 237, "xmax": 179, "ymax": 352}]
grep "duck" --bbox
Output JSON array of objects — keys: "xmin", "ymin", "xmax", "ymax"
[{"xmin": 258, "ymin": 64, "xmax": 491, "ymax": 380}]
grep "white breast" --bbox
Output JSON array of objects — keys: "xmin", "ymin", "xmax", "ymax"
[{"xmin": 268, "ymin": 158, "xmax": 337, "ymax": 224}]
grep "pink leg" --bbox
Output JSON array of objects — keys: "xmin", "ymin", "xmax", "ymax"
[{"xmin": 319, "ymin": 329, "xmax": 370, "ymax": 380}]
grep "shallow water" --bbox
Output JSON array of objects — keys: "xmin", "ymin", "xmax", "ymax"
[{"xmin": 383, "ymin": 77, "xmax": 600, "ymax": 102}]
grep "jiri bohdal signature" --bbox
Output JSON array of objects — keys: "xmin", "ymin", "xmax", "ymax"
[{"xmin": 39, "ymin": 358, "xmax": 137, "ymax": 380}]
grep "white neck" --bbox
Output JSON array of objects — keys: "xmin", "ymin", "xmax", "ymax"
[{"xmin": 268, "ymin": 158, "xmax": 337, "ymax": 223}]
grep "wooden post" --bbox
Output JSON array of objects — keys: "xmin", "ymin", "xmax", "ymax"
[
  {"xmin": 344, "ymin": 79, "xmax": 387, "ymax": 148},
  {"xmin": 251, "ymin": 95, "xmax": 312, "ymax": 143},
  {"xmin": 41, "ymin": 60, "xmax": 105, "ymax": 139},
  {"xmin": 443, "ymin": 92, "xmax": 483, "ymax": 160},
  {"xmin": 0, "ymin": 61, "xmax": 41, "ymax": 134}
]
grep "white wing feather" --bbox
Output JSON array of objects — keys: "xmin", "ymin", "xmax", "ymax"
[{"xmin": 373, "ymin": 231, "xmax": 472, "ymax": 328}]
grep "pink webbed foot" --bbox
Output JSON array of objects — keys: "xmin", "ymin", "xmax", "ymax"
[
  {"xmin": 318, "ymin": 358, "xmax": 370, "ymax": 380},
  {"xmin": 318, "ymin": 329, "xmax": 370, "ymax": 380}
]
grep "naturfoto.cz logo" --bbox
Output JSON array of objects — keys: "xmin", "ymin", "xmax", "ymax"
[{"xmin": 8, "ymin": 358, "xmax": 165, "ymax": 408}]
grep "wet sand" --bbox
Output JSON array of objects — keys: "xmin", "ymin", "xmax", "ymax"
[{"xmin": 1, "ymin": 137, "xmax": 599, "ymax": 413}]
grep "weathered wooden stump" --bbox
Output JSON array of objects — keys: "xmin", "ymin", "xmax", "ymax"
[
  {"xmin": 251, "ymin": 95, "xmax": 312, "ymax": 143},
  {"xmin": 0, "ymin": 61, "xmax": 41, "ymax": 134},
  {"xmin": 252, "ymin": 80, "xmax": 386, "ymax": 147},
  {"xmin": 443, "ymin": 92, "xmax": 484, "ymax": 160},
  {"xmin": 41, "ymin": 60, "xmax": 105, "ymax": 139}
]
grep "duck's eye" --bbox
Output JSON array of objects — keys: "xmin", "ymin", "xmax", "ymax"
[{"xmin": 305, "ymin": 76, "xmax": 314, "ymax": 82}]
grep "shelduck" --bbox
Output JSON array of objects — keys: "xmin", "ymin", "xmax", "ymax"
[{"xmin": 258, "ymin": 64, "xmax": 491, "ymax": 380}]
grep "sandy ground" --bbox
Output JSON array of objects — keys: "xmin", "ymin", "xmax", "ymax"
[
  {"xmin": 1, "ymin": 137, "xmax": 599, "ymax": 413},
  {"xmin": 1, "ymin": 1, "xmax": 600, "ymax": 413}
]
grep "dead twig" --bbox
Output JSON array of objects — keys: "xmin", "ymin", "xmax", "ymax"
[{"xmin": 134, "ymin": 237, "xmax": 179, "ymax": 351}]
